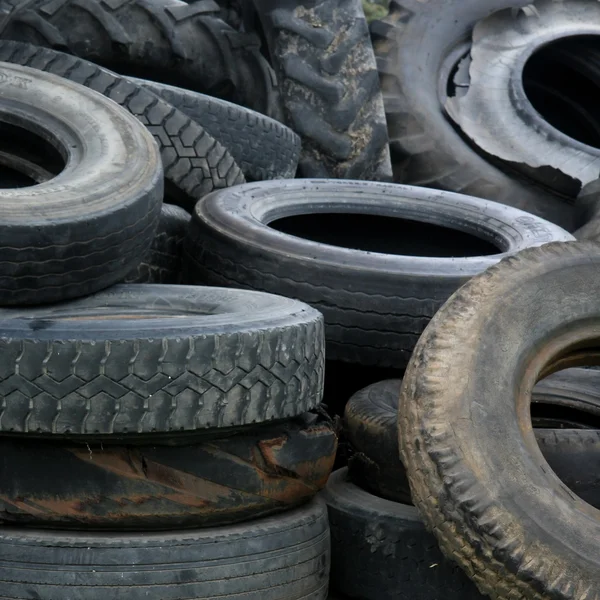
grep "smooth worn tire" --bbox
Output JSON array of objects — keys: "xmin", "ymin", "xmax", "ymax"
[
  {"xmin": 371, "ymin": 0, "xmax": 575, "ymax": 230},
  {"xmin": 0, "ymin": 284, "xmax": 324, "ymax": 437},
  {"xmin": 0, "ymin": 0, "xmax": 281, "ymax": 117},
  {"xmin": 183, "ymin": 179, "xmax": 573, "ymax": 367},
  {"xmin": 400, "ymin": 241, "xmax": 600, "ymax": 599},
  {"xmin": 129, "ymin": 77, "xmax": 301, "ymax": 181},
  {"xmin": 346, "ymin": 371, "xmax": 600, "ymax": 505},
  {"xmin": 0, "ymin": 61, "xmax": 162, "ymax": 305},
  {"xmin": 0, "ymin": 411, "xmax": 337, "ymax": 529},
  {"xmin": 0, "ymin": 497, "xmax": 330, "ymax": 599},
  {"xmin": 124, "ymin": 203, "xmax": 191, "ymax": 284},
  {"xmin": 0, "ymin": 40, "xmax": 245, "ymax": 212},
  {"xmin": 252, "ymin": 0, "xmax": 392, "ymax": 180}
]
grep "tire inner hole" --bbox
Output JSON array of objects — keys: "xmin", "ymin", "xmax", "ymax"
[
  {"xmin": 269, "ymin": 213, "xmax": 500, "ymax": 257},
  {"xmin": 523, "ymin": 35, "xmax": 600, "ymax": 148}
]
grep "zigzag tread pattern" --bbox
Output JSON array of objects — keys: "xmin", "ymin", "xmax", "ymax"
[{"xmin": 0, "ymin": 317, "xmax": 325, "ymax": 435}]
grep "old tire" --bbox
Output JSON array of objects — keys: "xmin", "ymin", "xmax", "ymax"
[
  {"xmin": 346, "ymin": 372, "xmax": 600, "ymax": 505},
  {"xmin": 0, "ymin": 497, "xmax": 330, "ymax": 599},
  {"xmin": 371, "ymin": 0, "xmax": 575, "ymax": 229},
  {"xmin": 0, "ymin": 284, "xmax": 324, "ymax": 437},
  {"xmin": 0, "ymin": 0, "xmax": 281, "ymax": 117},
  {"xmin": 129, "ymin": 77, "xmax": 301, "ymax": 181},
  {"xmin": 183, "ymin": 179, "xmax": 573, "ymax": 367},
  {"xmin": 400, "ymin": 241, "xmax": 600, "ymax": 599},
  {"xmin": 0, "ymin": 61, "xmax": 162, "ymax": 305},
  {"xmin": 0, "ymin": 40, "xmax": 245, "ymax": 211},
  {"xmin": 251, "ymin": 0, "xmax": 392, "ymax": 180},
  {"xmin": 0, "ymin": 412, "xmax": 337, "ymax": 529},
  {"xmin": 124, "ymin": 204, "xmax": 190, "ymax": 284}
]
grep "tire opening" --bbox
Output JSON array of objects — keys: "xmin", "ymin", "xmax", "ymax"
[
  {"xmin": 523, "ymin": 35, "xmax": 600, "ymax": 149},
  {"xmin": 269, "ymin": 212, "xmax": 500, "ymax": 257}
]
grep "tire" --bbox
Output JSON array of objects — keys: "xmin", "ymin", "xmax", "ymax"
[
  {"xmin": 0, "ymin": 497, "xmax": 330, "ymax": 600},
  {"xmin": 124, "ymin": 204, "xmax": 190, "ymax": 284},
  {"xmin": 129, "ymin": 77, "xmax": 301, "ymax": 181},
  {"xmin": 0, "ymin": 0, "xmax": 281, "ymax": 118},
  {"xmin": 371, "ymin": 0, "xmax": 575, "ymax": 230},
  {"xmin": 183, "ymin": 179, "xmax": 573, "ymax": 367},
  {"xmin": 251, "ymin": 0, "xmax": 392, "ymax": 180},
  {"xmin": 0, "ymin": 40, "xmax": 245, "ymax": 212},
  {"xmin": 444, "ymin": 1, "xmax": 600, "ymax": 197},
  {"xmin": 0, "ymin": 284, "xmax": 324, "ymax": 437},
  {"xmin": 0, "ymin": 61, "xmax": 162, "ymax": 306},
  {"xmin": 323, "ymin": 468, "xmax": 484, "ymax": 600},
  {"xmin": 0, "ymin": 411, "xmax": 337, "ymax": 529},
  {"xmin": 399, "ymin": 241, "xmax": 600, "ymax": 599},
  {"xmin": 346, "ymin": 372, "xmax": 600, "ymax": 505}
]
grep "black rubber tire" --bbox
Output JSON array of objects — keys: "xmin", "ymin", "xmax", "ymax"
[
  {"xmin": 0, "ymin": 0, "xmax": 281, "ymax": 118},
  {"xmin": 444, "ymin": 1, "xmax": 600, "ymax": 198},
  {"xmin": 0, "ymin": 497, "xmax": 330, "ymax": 599},
  {"xmin": 0, "ymin": 40, "xmax": 245, "ymax": 212},
  {"xmin": 183, "ymin": 179, "xmax": 573, "ymax": 367},
  {"xmin": 0, "ymin": 61, "xmax": 163, "ymax": 306},
  {"xmin": 346, "ymin": 371, "xmax": 600, "ymax": 505},
  {"xmin": 323, "ymin": 468, "xmax": 484, "ymax": 600},
  {"xmin": 0, "ymin": 284, "xmax": 324, "ymax": 437},
  {"xmin": 124, "ymin": 203, "xmax": 190, "ymax": 284},
  {"xmin": 0, "ymin": 411, "xmax": 337, "ymax": 529},
  {"xmin": 251, "ymin": 0, "xmax": 392, "ymax": 180},
  {"xmin": 129, "ymin": 77, "xmax": 301, "ymax": 181},
  {"xmin": 399, "ymin": 241, "xmax": 600, "ymax": 599},
  {"xmin": 370, "ymin": 0, "xmax": 575, "ymax": 230}
]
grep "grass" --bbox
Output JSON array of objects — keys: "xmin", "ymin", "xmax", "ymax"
[{"xmin": 362, "ymin": 0, "xmax": 388, "ymax": 22}]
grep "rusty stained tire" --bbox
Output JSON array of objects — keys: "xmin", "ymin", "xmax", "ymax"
[
  {"xmin": 399, "ymin": 241, "xmax": 600, "ymax": 600},
  {"xmin": 0, "ymin": 412, "xmax": 337, "ymax": 530}
]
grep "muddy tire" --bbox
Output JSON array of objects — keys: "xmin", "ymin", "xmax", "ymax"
[
  {"xmin": 371, "ymin": 0, "xmax": 575, "ymax": 229},
  {"xmin": 0, "ymin": 497, "xmax": 330, "ymax": 599},
  {"xmin": 0, "ymin": 61, "xmax": 162, "ymax": 306},
  {"xmin": 124, "ymin": 204, "xmax": 190, "ymax": 284},
  {"xmin": 0, "ymin": 0, "xmax": 281, "ymax": 117},
  {"xmin": 400, "ymin": 241, "xmax": 600, "ymax": 599},
  {"xmin": 252, "ymin": 0, "xmax": 392, "ymax": 180},
  {"xmin": 0, "ymin": 285, "xmax": 324, "ymax": 437},
  {"xmin": 129, "ymin": 77, "xmax": 301, "ymax": 181},
  {"xmin": 0, "ymin": 41, "xmax": 245, "ymax": 211},
  {"xmin": 183, "ymin": 179, "xmax": 572, "ymax": 367}
]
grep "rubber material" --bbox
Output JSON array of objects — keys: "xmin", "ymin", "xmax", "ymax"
[
  {"xmin": 124, "ymin": 204, "xmax": 191, "ymax": 284},
  {"xmin": 399, "ymin": 241, "xmax": 600, "ymax": 599},
  {"xmin": 371, "ymin": 0, "xmax": 575, "ymax": 230},
  {"xmin": 0, "ymin": 284, "xmax": 324, "ymax": 436},
  {"xmin": 0, "ymin": 40, "xmax": 245, "ymax": 212},
  {"xmin": 130, "ymin": 77, "xmax": 301, "ymax": 181},
  {"xmin": 0, "ymin": 61, "xmax": 163, "ymax": 305},
  {"xmin": 0, "ymin": 411, "xmax": 337, "ymax": 529},
  {"xmin": 0, "ymin": 497, "xmax": 330, "ymax": 599},
  {"xmin": 346, "ymin": 371, "xmax": 600, "ymax": 505},
  {"xmin": 183, "ymin": 179, "xmax": 573, "ymax": 367},
  {"xmin": 252, "ymin": 0, "xmax": 392, "ymax": 180},
  {"xmin": 0, "ymin": 0, "xmax": 281, "ymax": 118}
]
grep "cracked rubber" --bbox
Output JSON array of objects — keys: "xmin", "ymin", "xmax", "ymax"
[
  {"xmin": 124, "ymin": 204, "xmax": 191, "ymax": 284},
  {"xmin": 183, "ymin": 179, "xmax": 572, "ymax": 367},
  {"xmin": 346, "ymin": 373, "xmax": 600, "ymax": 507},
  {"xmin": 399, "ymin": 241, "xmax": 600, "ymax": 599},
  {"xmin": 129, "ymin": 77, "xmax": 301, "ymax": 181},
  {"xmin": 0, "ymin": 284, "xmax": 324, "ymax": 437},
  {"xmin": 371, "ymin": 0, "xmax": 575, "ymax": 230},
  {"xmin": 0, "ymin": 61, "xmax": 163, "ymax": 306},
  {"xmin": 0, "ymin": 411, "xmax": 337, "ymax": 529},
  {"xmin": 0, "ymin": 496, "xmax": 330, "ymax": 600},
  {"xmin": 0, "ymin": 41, "xmax": 246, "ymax": 212},
  {"xmin": 252, "ymin": 0, "xmax": 392, "ymax": 180},
  {"xmin": 0, "ymin": 0, "xmax": 281, "ymax": 118}
]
